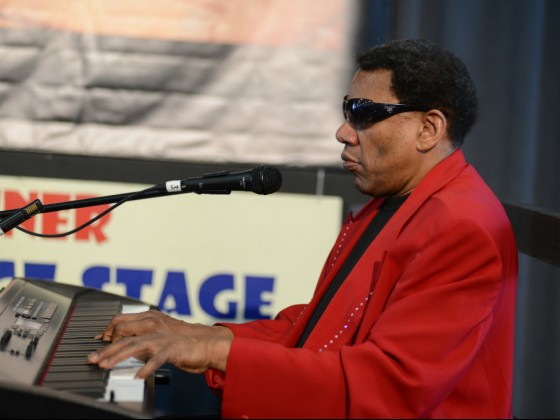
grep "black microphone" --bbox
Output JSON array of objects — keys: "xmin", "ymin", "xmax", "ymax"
[
  {"xmin": 0, "ymin": 199, "xmax": 44, "ymax": 236},
  {"xmin": 156, "ymin": 166, "xmax": 282, "ymax": 195}
]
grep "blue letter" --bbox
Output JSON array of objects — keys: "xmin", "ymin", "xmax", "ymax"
[
  {"xmin": 158, "ymin": 271, "xmax": 191, "ymax": 316},
  {"xmin": 0, "ymin": 261, "xmax": 15, "ymax": 281},
  {"xmin": 117, "ymin": 268, "xmax": 153, "ymax": 300},
  {"xmin": 25, "ymin": 263, "xmax": 56, "ymax": 281},
  {"xmin": 199, "ymin": 274, "xmax": 237, "ymax": 319},
  {"xmin": 244, "ymin": 276, "xmax": 274, "ymax": 319},
  {"xmin": 83, "ymin": 266, "xmax": 111, "ymax": 290}
]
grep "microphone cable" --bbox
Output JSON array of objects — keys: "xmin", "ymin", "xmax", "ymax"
[{"xmin": 8, "ymin": 185, "xmax": 158, "ymax": 239}]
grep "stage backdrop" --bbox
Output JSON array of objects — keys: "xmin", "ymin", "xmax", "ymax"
[
  {"xmin": 0, "ymin": 0, "xmax": 355, "ymax": 167},
  {"xmin": 0, "ymin": 174, "xmax": 343, "ymax": 324}
]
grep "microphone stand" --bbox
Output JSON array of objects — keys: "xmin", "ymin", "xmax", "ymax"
[
  {"xmin": 0, "ymin": 187, "xmax": 177, "ymax": 219},
  {"xmin": 0, "ymin": 165, "xmax": 281, "ymax": 235},
  {"xmin": 0, "ymin": 165, "xmax": 260, "ymax": 220},
  {"xmin": 0, "ymin": 184, "xmax": 192, "ymax": 236}
]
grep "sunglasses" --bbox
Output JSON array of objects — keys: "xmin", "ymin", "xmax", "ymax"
[{"xmin": 343, "ymin": 95, "xmax": 429, "ymax": 128}]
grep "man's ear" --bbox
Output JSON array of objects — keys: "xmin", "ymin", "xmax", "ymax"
[{"xmin": 417, "ymin": 109, "xmax": 447, "ymax": 152}]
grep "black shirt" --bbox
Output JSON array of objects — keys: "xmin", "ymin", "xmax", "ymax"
[{"xmin": 295, "ymin": 194, "xmax": 409, "ymax": 347}]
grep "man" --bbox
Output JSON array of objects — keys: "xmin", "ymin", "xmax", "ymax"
[{"xmin": 89, "ymin": 39, "xmax": 518, "ymax": 418}]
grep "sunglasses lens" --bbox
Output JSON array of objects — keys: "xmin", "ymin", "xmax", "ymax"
[
  {"xmin": 343, "ymin": 98, "xmax": 381, "ymax": 127},
  {"xmin": 343, "ymin": 96, "xmax": 428, "ymax": 128}
]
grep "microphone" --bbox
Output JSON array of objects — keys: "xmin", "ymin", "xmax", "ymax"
[
  {"xmin": 156, "ymin": 165, "xmax": 282, "ymax": 195},
  {"xmin": 0, "ymin": 199, "xmax": 44, "ymax": 236}
]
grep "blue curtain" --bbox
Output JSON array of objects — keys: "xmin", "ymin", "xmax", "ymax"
[{"xmin": 355, "ymin": 0, "xmax": 560, "ymax": 417}]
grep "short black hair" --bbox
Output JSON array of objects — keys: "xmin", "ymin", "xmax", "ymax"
[{"xmin": 357, "ymin": 39, "xmax": 478, "ymax": 146}]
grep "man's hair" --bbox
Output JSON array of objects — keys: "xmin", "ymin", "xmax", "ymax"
[{"xmin": 357, "ymin": 39, "xmax": 478, "ymax": 146}]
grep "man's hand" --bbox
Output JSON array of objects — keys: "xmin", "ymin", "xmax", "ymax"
[
  {"xmin": 89, "ymin": 310, "xmax": 234, "ymax": 377},
  {"xmin": 94, "ymin": 309, "xmax": 232, "ymax": 342}
]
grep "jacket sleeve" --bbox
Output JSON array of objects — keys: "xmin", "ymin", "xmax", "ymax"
[
  {"xmin": 213, "ymin": 303, "xmax": 306, "ymax": 342},
  {"xmin": 205, "ymin": 303, "xmax": 305, "ymax": 395},
  {"xmin": 216, "ymin": 217, "xmax": 514, "ymax": 418}
]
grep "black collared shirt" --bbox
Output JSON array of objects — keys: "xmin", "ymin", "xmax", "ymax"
[{"xmin": 295, "ymin": 194, "xmax": 409, "ymax": 348}]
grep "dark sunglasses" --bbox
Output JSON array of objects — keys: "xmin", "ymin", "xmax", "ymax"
[{"xmin": 343, "ymin": 95, "xmax": 429, "ymax": 128}]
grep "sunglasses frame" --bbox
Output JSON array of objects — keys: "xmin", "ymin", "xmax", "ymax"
[{"xmin": 343, "ymin": 95, "xmax": 430, "ymax": 128}]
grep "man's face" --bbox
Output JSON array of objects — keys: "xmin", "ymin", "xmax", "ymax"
[{"xmin": 336, "ymin": 69, "xmax": 427, "ymax": 198}]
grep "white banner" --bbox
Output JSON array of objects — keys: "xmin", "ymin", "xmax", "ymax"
[{"xmin": 0, "ymin": 0, "xmax": 355, "ymax": 166}]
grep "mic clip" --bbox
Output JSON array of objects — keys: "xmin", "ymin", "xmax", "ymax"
[
  {"xmin": 184, "ymin": 170, "xmax": 233, "ymax": 195},
  {"xmin": 0, "ymin": 199, "xmax": 44, "ymax": 236}
]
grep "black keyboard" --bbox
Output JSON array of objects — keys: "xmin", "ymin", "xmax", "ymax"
[{"xmin": 0, "ymin": 277, "xmax": 155, "ymax": 419}]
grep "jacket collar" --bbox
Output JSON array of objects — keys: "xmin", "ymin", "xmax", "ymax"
[{"xmin": 391, "ymin": 148, "xmax": 468, "ymax": 232}]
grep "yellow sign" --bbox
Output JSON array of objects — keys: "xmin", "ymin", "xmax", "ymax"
[{"xmin": 0, "ymin": 175, "xmax": 343, "ymax": 324}]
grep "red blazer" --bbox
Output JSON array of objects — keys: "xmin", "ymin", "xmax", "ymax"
[{"xmin": 207, "ymin": 150, "xmax": 518, "ymax": 419}]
